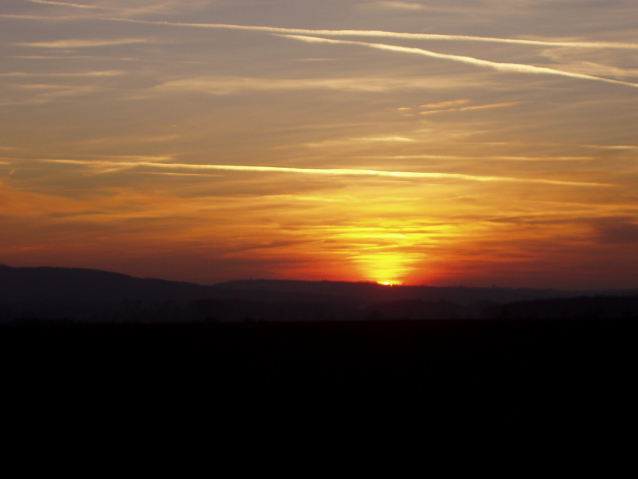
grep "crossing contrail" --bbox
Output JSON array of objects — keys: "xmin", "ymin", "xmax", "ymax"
[
  {"xmin": 283, "ymin": 34, "xmax": 638, "ymax": 88},
  {"xmin": 102, "ymin": 17, "xmax": 638, "ymax": 50}
]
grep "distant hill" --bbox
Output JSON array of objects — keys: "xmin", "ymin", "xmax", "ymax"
[
  {"xmin": 215, "ymin": 278, "xmax": 593, "ymax": 304},
  {"xmin": 4, "ymin": 264, "xmax": 638, "ymax": 303},
  {"xmin": 2, "ymin": 264, "xmax": 637, "ymax": 322},
  {"xmin": 0, "ymin": 264, "xmax": 214, "ymax": 301}
]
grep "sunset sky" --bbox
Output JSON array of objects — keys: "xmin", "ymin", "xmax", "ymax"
[{"xmin": 1, "ymin": 0, "xmax": 638, "ymax": 288}]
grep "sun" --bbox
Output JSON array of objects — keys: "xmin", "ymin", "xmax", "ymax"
[{"xmin": 353, "ymin": 252, "xmax": 417, "ymax": 285}]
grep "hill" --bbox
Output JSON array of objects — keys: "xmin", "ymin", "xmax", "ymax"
[
  {"xmin": 1, "ymin": 264, "xmax": 637, "ymax": 322},
  {"xmin": 0, "ymin": 264, "xmax": 214, "ymax": 301}
]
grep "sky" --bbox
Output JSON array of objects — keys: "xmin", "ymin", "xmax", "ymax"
[{"xmin": 1, "ymin": 0, "xmax": 638, "ymax": 289}]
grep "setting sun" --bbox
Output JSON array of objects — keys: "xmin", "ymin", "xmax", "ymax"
[{"xmin": 353, "ymin": 253, "xmax": 418, "ymax": 285}]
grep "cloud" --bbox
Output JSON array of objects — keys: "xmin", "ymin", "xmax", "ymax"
[
  {"xmin": 357, "ymin": 1, "xmax": 477, "ymax": 13},
  {"xmin": 419, "ymin": 101, "xmax": 526, "ymax": 115},
  {"xmin": 0, "ymin": 180, "xmax": 89, "ymax": 217},
  {"xmin": 365, "ymin": 154, "xmax": 594, "ymax": 162},
  {"xmin": 282, "ymin": 35, "xmax": 638, "ymax": 89},
  {"xmin": 0, "ymin": 71, "xmax": 124, "ymax": 77},
  {"xmin": 0, "ymin": 13, "xmax": 78, "ymax": 20},
  {"xmin": 9, "ymin": 7, "xmax": 638, "ymax": 52},
  {"xmin": 10, "ymin": 55, "xmax": 144, "ymax": 61},
  {"xmin": 104, "ymin": 17, "xmax": 638, "ymax": 51},
  {"xmin": 16, "ymin": 38, "xmax": 151, "ymax": 48},
  {"xmin": 38, "ymin": 158, "xmax": 612, "ymax": 187},
  {"xmin": 365, "ymin": 2, "xmax": 429, "ymax": 10},
  {"xmin": 539, "ymin": 52, "xmax": 638, "ymax": 79},
  {"xmin": 302, "ymin": 136, "xmax": 416, "ymax": 147},
  {"xmin": 85, "ymin": 154, "xmax": 175, "ymax": 162},
  {"xmin": 24, "ymin": 0, "xmax": 210, "ymax": 17},
  {"xmin": 593, "ymin": 218, "xmax": 638, "ymax": 244},
  {"xmin": 584, "ymin": 144, "xmax": 638, "ymax": 150},
  {"xmin": 26, "ymin": 0, "xmax": 100, "ymax": 9},
  {"xmin": 421, "ymin": 99, "xmax": 471, "ymax": 109},
  {"xmin": 152, "ymin": 76, "xmax": 453, "ymax": 95},
  {"xmin": 4, "ymin": 83, "xmax": 106, "ymax": 104}
]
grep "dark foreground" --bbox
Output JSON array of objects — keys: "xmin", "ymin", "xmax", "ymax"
[{"xmin": 1, "ymin": 318, "xmax": 633, "ymax": 472}]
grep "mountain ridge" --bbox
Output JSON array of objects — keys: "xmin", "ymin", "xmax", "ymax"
[{"xmin": 3, "ymin": 264, "xmax": 637, "ymax": 303}]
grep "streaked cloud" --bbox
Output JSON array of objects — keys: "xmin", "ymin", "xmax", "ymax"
[
  {"xmin": 23, "ymin": 0, "xmax": 214, "ymax": 18},
  {"xmin": 0, "ymin": 71, "xmax": 124, "ymax": 77},
  {"xmin": 421, "ymin": 99, "xmax": 471, "ymax": 109},
  {"xmin": 420, "ymin": 101, "xmax": 526, "ymax": 115},
  {"xmin": 565, "ymin": 63, "xmax": 638, "ymax": 80},
  {"xmin": 37, "ymin": 159, "xmax": 612, "ymax": 187},
  {"xmin": 282, "ymin": 35, "xmax": 638, "ymax": 88},
  {"xmin": 584, "ymin": 145, "xmax": 638, "ymax": 150},
  {"xmin": 16, "ymin": 38, "xmax": 151, "ymax": 48},
  {"xmin": 0, "ymin": 13, "xmax": 72, "ymax": 20},
  {"xmin": 592, "ymin": 218, "xmax": 638, "ymax": 244},
  {"xmin": 152, "ymin": 76, "xmax": 451, "ymax": 95},
  {"xmin": 84, "ymin": 154, "xmax": 176, "ymax": 162},
  {"xmin": 26, "ymin": 0, "xmax": 100, "ymax": 9},
  {"xmin": 364, "ymin": 2, "xmax": 429, "ymax": 10},
  {"xmin": 363, "ymin": 154, "xmax": 595, "ymax": 162},
  {"xmin": 302, "ymin": 136, "xmax": 416, "ymax": 148},
  {"xmin": 5, "ymin": 83, "xmax": 106, "ymax": 103},
  {"xmin": 105, "ymin": 17, "xmax": 638, "ymax": 50}
]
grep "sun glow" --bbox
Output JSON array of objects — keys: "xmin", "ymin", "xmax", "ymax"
[{"xmin": 353, "ymin": 252, "xmax": 418, "ymax": 285}]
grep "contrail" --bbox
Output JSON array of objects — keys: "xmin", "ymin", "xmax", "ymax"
[
  {"xmin": 0, "ymin": 14, "xmax": 70, "ymax": 20},
  {"xmin": 91, "ymin": 17, "xmax": 638, "ymax": 87},
  {"xmin": 362, "ymin": 155, "xmax": 595, "ymax": 161},
  {"xmin": 584, "ymin": 144, "xmax": 638, "ymax": 150},
  {"xmin": 282, "ymin": 35, "xmax": 638, "ymax": 88},
  {"xmin": 26, "ymin": 0, "xmax": 100, "ymax": 8},
  {"xmin": 101, "ymin": 17, "xmax": 638, "ymax": 50},
  {"xmin": 419, "ymin": 101, "xmax": 526, "ymax": 115},
  {"xmin": 11, "ymin": 8, "xmax": 638, "ymax": 50},
  {"xmin": 17, "ymin": 39, "xmax": 150, "ymax": 48},
  {"xmin": 40, "ymin": 159, "xmax": 611, "ymax": 187}
]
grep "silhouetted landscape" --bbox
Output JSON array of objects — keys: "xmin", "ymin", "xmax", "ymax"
[
  {"xmin": 3, "ymin": 264, "xmax": 638, "ymax": 323},
  {"xmin": 4, "ymin": 0, "xmax": 638, "ymax": 471},
  {"xmin": 1, "ymin": 264, "xmax": 633, "ymax": 473}
]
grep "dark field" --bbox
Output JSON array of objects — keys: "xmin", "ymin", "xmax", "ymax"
[{"xmin": 1, "ymin": 318, "xmax": 633, "ymax": 471}]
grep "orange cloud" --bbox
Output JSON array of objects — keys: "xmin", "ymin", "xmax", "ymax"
[{"xmin": 420, "ymin": 101, "xmax": 527, "ymax": 115}]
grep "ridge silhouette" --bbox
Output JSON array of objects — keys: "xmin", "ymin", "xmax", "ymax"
[{"xmin": 1, "ymin": 264, "xmax": 637, "ymax": 322}]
